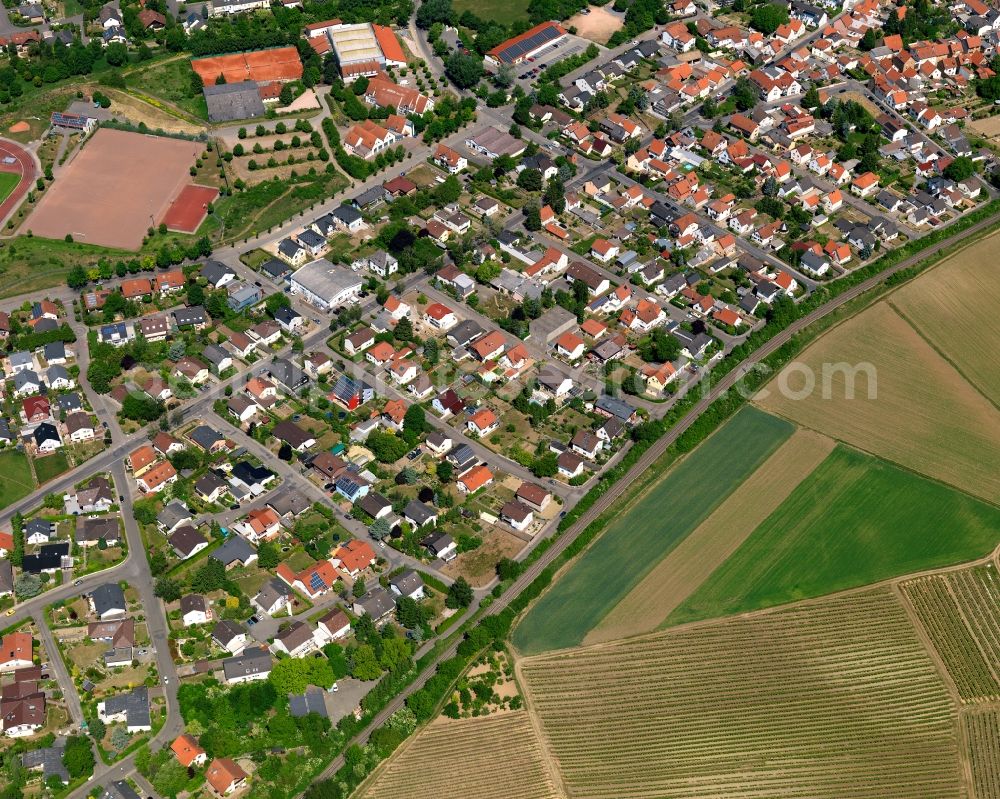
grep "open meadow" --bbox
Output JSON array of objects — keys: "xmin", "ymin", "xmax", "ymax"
[
  {"xmin": 511, "ymin": 406, "xmax": 793, "ymax": 655},
  {"xmin": 0, "ymin": 449, "xmax": 35, "ymax": 506},
  {"xmin": 359, "ymin": 712, "xmax": 562, "ymax": 799},
  {"xmin": 519, "ymin": 590, "xmax": 963, "ymax": 799},
  {"xmin": 669, "ymin": 446, "xmax": 1000, "ymax": 624},
  {"xmin": 755, "ymin": 301, "xmax": 1000, "ymax": 502},
  {"xmin": 901, "ymin": 564, "xmax": 1000, "ymax": 703},
  {"xmin": 586, "ymin": 428, "xmax": 835, "ymax": 644}
]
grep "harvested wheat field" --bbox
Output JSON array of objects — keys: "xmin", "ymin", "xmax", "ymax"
[
  {"xmin": 964, "ymin": 708, "xmax": 1000, "ymax": 799},
  {"xmin": 585, "ymin": 428, "xmax": 835, "ymax": 645},
  {"xmin": 901, "ymin": 564, "xmax": 1000, "ymax": 703},
  {"xmin": 889, "ymin": 231, "xmax": 1000, "ymax": 403},
  {"xmin": 360, "ymin": 712, "xmax": 562, "ymax": 799},
  {"xmin": 755, "ymin": 301, "xmax": 1000, "ymax": 502},
  {"xmin": 520, "ymin": 590, "xmax": 963, "ymax": 799}
]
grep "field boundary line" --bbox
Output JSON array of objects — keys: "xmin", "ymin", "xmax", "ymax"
[
  {"xmin": 893, "ymin": 580, "xmax": 964, "ymax": 705},
  {"xmin": 888, "ymin": 300, "xmax": 1000, "ymax": 416},
  {"xmin": 512, "ymin": 658, "xmax": 570, "ymax": 799},
  {"xmin": 943, "ymin": 577, "xmax": 1000, "ymax": 690},
  {"xmin": 520, "ymin": 543, "xmax": 1000, "ymax": 664}
]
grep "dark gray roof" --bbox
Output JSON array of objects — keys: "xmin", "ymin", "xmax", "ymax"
[
  {"xmin": 189, "ymin": 424, "xmax": 224, "ymax": 450},
  {"xmin": 267, "ymin": 488, "xmax": 310, "ymax": 517},
  {"xmin": 213, "ymin": 619, "xmax": 247, "ymax": 646},
  {"xmin": 203, "ymin": 81, "xmax": 266, "ymax": 123},
  {"xmin": 179, "ymin": 594, "xmax": 207, "ymax": 615},
  {"xmin": 32, "ymin": 423, "xmax": 59, "ymax": 449},
  {"xmin": 254, "ymin": 578, "xmax": 290, "ymax": 611},
  {"xmin": 157, "ymin": 500, "xmax": 193, "ymax": 530},
  {"xmin": 404, "ymin": 500, "xmax": 437, "ymax": 526},
  {"xmin": 289, "ymin": 686, "xmax": 328, "ymax": 718},
  {"xmin": 211, "ymin": 535, "xmax": 256, "ymax": 568},
  {"xmin": 169, "ymin": 525, "xmax": 208, "ymax": 556},
  {"xmin": 22, "ymin": 742, "xmax": 69, "ymax": 782},
  {"xmin": 332, "ymin": 204, "xmax": 362, "ymax": 225},
  {"xmin": 0, "ymin": 560, "xmax": 12, "ymax": 595},
  {"xmin": 389, "ymin": 569, "xmax": 423, "ymax": 596},
  {"xmin": 223, "ymin": 647, "xmax": 272, "ymax": 681},
  {"xmin": 355, "ymin": 587, "xmax": 396, "ymax": 619},
  {"xmin": 101, "ymin": 781, "xmax": 141, "ymax": 799},
  {"xmin": 101, "ymin": 686, "xmax": 149, "ymax": 728},
  {"xmin": 91, "ymin": 583, "xmax": 125, "ymax": 617},
  {"xmin": 174, "ymin": 305, "xmax": 208, "ymax": 327},
  {"xmin": 595, "ymin": 395, "xmax": 636, "ymax": 422}
]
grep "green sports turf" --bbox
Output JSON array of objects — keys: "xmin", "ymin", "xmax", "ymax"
[
  {"xmin": 668, "ymin": 445, "xmax": 1000, "ymax": 625},
  {"xmin": 0, "ymin": 171, "xmax": 21, "ymax": 204},
  {"xmin": 453, "ymin": 0, "xmax": 531, "ymax": 25},
  {"xmin": 512, "ymin": 406, "xmax": 794, "ymax": 655}
]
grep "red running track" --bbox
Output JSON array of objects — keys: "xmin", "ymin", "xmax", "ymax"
[{"xmin": 0, "ymin": 139, "xmax": 37, "ymax": 226}]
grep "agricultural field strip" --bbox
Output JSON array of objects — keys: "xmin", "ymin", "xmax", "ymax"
[
  {"xmin": 520, "ymin": 591, "xmax": 962, "ymax": 799},
  {"xmin": 360, "ymin": 712, "xmax": 563, "ymax": 799},
  {"xmin": 668, "ymin": 444, "xmax": 1000, "ymax": 625},
  {"xmin": 755, "ymin": 301, "xmax": 1000, "ymax": 502},
  {"xmin": 512, "ymin": 407, "xmax": 794, "ymax": 655},
  {"xmin": 963, "ymin": 708, "xmax": 1000, "ymax": 799},
  {"xmin": 901, "ymin": 566, "xmax": 1000, "ymax": 702},
  {"xmin": 888, "ymin": 233, "xmax": 1000, "ymax": 406},
  {"xmin": 587, "ymin": 429, "xmax": 836, "ymax": 644}
]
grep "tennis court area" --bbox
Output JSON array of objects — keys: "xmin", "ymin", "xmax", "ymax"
[
  {"xmin": 27, "ymin": 128, "xmax": 202, "ymax": 250},
  {"xmin": 162, "ymin": 184, "xmax": 218, "ymax": 233}
]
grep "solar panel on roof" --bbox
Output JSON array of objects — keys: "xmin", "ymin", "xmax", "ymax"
[
  {"xmin": 309, "ymin": 572, "xmax": 325, "ymax": 591},
  {"xmin": 497, "ymin": 25, "xmax": 561, "ymax": 63}
]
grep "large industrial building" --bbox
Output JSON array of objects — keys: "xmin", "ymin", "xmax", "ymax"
[
  {"xmin": 290, "ymin": 258, "xmax": 364, "ymax": 311},
  {"xmin": 306, "ymin": 21, "xmax": 408, "ymax": 80},
  {"xmin": 485, "ymin": 21, "xmax": 568, "ymax": 67}
]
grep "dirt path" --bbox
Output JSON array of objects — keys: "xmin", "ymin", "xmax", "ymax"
[{"xmin": 584, "ymin": 428, "xmax": 837, "ymax": 645}]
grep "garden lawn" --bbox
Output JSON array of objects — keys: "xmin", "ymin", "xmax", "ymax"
[
  {"xmin": 511, "ymin": 406, "xmax": 794, "ymax": 655},
  {"xmin": 0, "ymin": 450, "xmax": 35, "ymax": 506},
  {"xmin": 33, "ymin": 451, "xmax": 70, "ymax": 484},
  {"xmin": 670, "ymin": 445, "xmax": 1000, "ymax": 625}
]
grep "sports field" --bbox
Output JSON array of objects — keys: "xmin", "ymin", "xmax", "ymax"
[
  {"xmin": 511, "ymin": 406, "xmax": 793, "ymax": 655},
  {"xmin": 27, "ymin": 128, "xmax": 202, "ymax": 250},
  {"xmin": 586, "ymin": 428, "xmax": 835, "ymax": 644},
  {"xmin": 669, "ymin": 446, "xmax": 1000, "ymax": 624},
  {"xmin": 756, "ymin": 301, "xmax": 1000, "ymax": 502},
  {"xmin": 0, "ymin": 171, "xmax": 20, "ymax": 203},
  {"xmin": 191, "ymin": 47, "xmax": 303, "ymax": 86},
  {"xmin": 162, "ymin": 184, "xmax": 218, "ymax": 233},
  {"xmin": 360, "ymin": 712, "xmax": 561, "ymax": 799},
  {"xmin": 0, "ymin": 449, "xmax": 35, "ymax": 507},
  {"xmin": 520, "ymin": 590, "xmax": 963, "ymax": 799},
  {"xmin": 452, "ymin": 0, "xmax": 530, "ymax": 25},
  {"xmin": 902, "ymin": 564, "xmax": 1000, "ymax": 703}
]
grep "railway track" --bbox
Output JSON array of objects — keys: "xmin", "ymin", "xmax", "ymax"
[{"xmin": 304, "ymin": 209, "xmax": 1000, "ymax": 793}]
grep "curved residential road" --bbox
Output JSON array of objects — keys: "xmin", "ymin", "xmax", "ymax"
[{"xmin": 301, "ymin": 210, "xmax": 1000, "ymax": 791}]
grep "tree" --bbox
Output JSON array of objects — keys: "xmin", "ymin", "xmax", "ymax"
[
  {"xmin": 523, "ymin": 204, "xmax": 541, "ymax": 231},
  {"xmin": 446, "ymin": 576, "xmax": 473, "ymax": 609},
  {"xmin": 87, "ymin": 717, "xmax": 105, "ymax": 741},
  {"xmin": 350, "ymin": 643, "xmax": 382, "ymax": 680},
  {"xmin": 436, "ymin": 460, "xmax": 453, "ymax": 482},
  {"xmin": 189, "ymin": 558, "xmax": 226, "ymax": 593},
  {"xmin": 280, "ymin": 83, "xmax": 294, "ymax": 105},
  {"xmin": 445, "ymin": 52, "xmax": 484, "ymax": 89},
  {"xmin": 268, "ymin": 656, "xmax": 335, "ymax": 693},
  {"xmin": 370, "ymin": 518, "xmax": 391, "ymax": 541},
  {"xmin": 110, "ymin": 726, "xmax": 130, "ymax": 751},
  {"xmin": 278, "ymin": 442, "xmax": 293, "ymax": 461},
  {"xmin": 531, "ymin": 451, "xmax": 558, "ymax": 478},
  {"xmin": 733, "ymin": 77, "xmax": 758, "ymax": 111},
  {"xmin": 434, "ymin": 175, "xmax": 461, "ymax": 205},
  {"xmin": 353, "ymin": 577, "xmax": 367, "ymax": 598},
  {"xmin": 254, "ymin": 541, "xmax": 279, "ymax": 569},
  {"xmin": 122, "ymin": 392, "xmax": 164, "ymax": 422},
  {"xmin": 396, "ymin": 596, "xmax": 430, "ymax": 628},
  {"xmin": 394, "ymin": 316, "xmax": 414, "ymax": 342},
  {"xmin": 62, "ymin": 736, "xmax": 94, "ymax": 778},
  {"xmin": 154, "ymin": 577, "xmax": 182, "ymax": 603},
  {"xmin": 14, "ymin": 573, "xmax": 42, "ymax": 599},
  {"xmin": 944, "ymin": 156, "xmax": 975, "ymax": 181},
  {"xmin": 516, "ymin": 168, "xmax": 543, "ymax": 191},
  {"xmin": 543, "ymin": 177, "xmax": 566, "ymax": 214},
  {"xmin": 403, "ymin": 404, "xmax": 427, "ymax": 437},
  {"xmin": 105, "ymin": 42, "xmax": 127, "ymax": 66},
  {"xmin": 366, "ymin": 431, "xmax": 410, "ymax": 463},
  {"xmin": 497, "ymin": 557, "xmax": 522, "ymax": 581},
  {"xmin": 802, "ymin": 85, "xmax": 821, "ymax": 109},
  {"xmin": 215, "ymin": 73, "xmax": 227, "ymax": 85},
  {"xmin": 749, "ymin": 3, "xmax": 789, "ymax": 34},
  {"xmin": 859, "ymin": 27, "xmax": 878, "ymax": 51}
]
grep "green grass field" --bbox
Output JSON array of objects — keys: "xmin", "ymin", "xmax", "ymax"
[
  {"xmin": 669, "ymin": 445, "xmax": 1000, "ymax": 625},
  {"xmin": 126, "ymin": 58, "xmax": 209, "ymax": 121},
  {"xmin": 452, "ymin": 0, "xmax": 531, "ymax": 24},
  {"xmin": 0, "ymin": 172, "xmax": 21, "ymax": 204},
  {"xmin": 511, "ymin": 407, "xmax": 794, "ymax": 655},
  {"xmin": 33, "ymin": 451, "xmax": 70, "ymax": 485},
  {"xmin": 0, "ymin": 450, "xmax": 35, "ymax": 507}
]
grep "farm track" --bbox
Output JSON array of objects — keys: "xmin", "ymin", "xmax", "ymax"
[{"xmin": 312, "ymin": 209, "xmax": 1000, "ymax": 794}]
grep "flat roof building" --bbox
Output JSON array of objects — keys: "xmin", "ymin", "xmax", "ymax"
[{"xmin": 290, "ymin": 258, "xmax": 364, "ymax": 311}]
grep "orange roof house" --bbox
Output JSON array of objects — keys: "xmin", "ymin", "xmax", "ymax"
[
  {"xmin": 467, "ymin": 407, "xmax": 498, "ymax": 435},
  {"xmin": 372, "ymin": 24, "xmax": 406, "ymax": 65},
  {"xmin": 128, "ymin": 444, "xmax": 157, "ymax": 476},
  {"xmin": 172, "ymin": 734, "xmax": 207, "ymax": 768},
  {"xmin": 206, "ymin": 758, "xmax": 248, "ymax": 795},
  {"xmin": 458, "ymin": 464, "xmax": 494, "ymax": 493},
  {"xmin": 332, "ymin": 539, "xmax": 377, "ymax": 576},
  {"xmin": 121, "ymin": 278, "xmax": 152, "ymax": 300}
]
